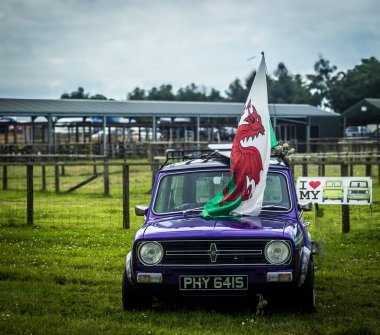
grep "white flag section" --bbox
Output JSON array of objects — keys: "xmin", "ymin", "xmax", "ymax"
[
  {"xmin": 201, "ymin": 54, "xmax": 271, "ymax": 218},
  {"xmin": 297, "ymin": 177, "xmax": 372, "ymax": 205},
  {"xmin": 231, "ymin": 56, "xmax": 271, "ymax": 216}
]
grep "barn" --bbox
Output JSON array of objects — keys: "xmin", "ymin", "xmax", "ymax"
[{"xmin": 0, "ymin": 98, "xmax": 341, "ymax": 155}]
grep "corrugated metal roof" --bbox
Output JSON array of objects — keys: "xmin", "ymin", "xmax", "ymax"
[{"xmin": 0, "ymin": 98, "xmax": 340, "ymax": 119}]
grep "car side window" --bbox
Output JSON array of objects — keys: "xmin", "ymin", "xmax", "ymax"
[{"xmin": 263, "ymin": 173, "xmax": 291, "ymax": 208}]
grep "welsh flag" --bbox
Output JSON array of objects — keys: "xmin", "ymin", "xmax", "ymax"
[{"xmin": 201, "ymin": 54, "xmax": 277, "ymax": 218}]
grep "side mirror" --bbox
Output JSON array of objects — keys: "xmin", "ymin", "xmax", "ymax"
[
  {"xmin": 135, "ymin": 205, "xmax": 149, "ymax": 216},
  {"xmin": 298, "ymin": 202, "xmax": 312, "ymax": 211}
]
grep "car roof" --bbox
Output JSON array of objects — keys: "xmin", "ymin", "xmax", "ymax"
[{"xmin": 161, "ymin": 156, "xmax": 287, "ymax": 172}]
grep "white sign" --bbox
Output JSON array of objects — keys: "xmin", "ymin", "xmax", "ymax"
[{"xmin": 297, "ymin": 177, "xmax": 372, "ymax": 205}]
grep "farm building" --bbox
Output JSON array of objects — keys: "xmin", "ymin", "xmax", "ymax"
[
  {"xmin": 0, "ymin": 98, "xmax": 341, "ymax": 156},
  {"xmin": 342, "ymin": 98, "xmax": 380, "ymax": 131}
]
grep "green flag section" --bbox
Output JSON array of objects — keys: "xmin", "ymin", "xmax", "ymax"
[
  {"xmin": 201, "ymin": 175, "xmax": 242, "ymax": 219},
  {"xmin": 269, "ymin": 121, "xmax": 278, "ymax": 149}
]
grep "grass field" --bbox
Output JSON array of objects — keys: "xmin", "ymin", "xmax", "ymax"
[{"xmin": 0, "ymin": 162, "xmax": 379, "ymax": 334}]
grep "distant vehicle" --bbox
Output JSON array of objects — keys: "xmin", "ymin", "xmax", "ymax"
[
  {"xmin": 344, "ymin": 126, "xmax": 370, "ymax": 137},
  {"xmin": 159, "ymin": 118, "xmax": 191, "ymax": 124},
  {"xmin": 90, "ymin": 116, "xmax": 127, "ymax": 123},
  {"xmin": 370, "ymin": 128, "xmax": 380, "ymax": 138},
  {"xmin": 347, "ymin": 180, "xmax": 370, "ymax": 203},
  {"xmin": 322, "ymin": 179, "xmax": 344, "ymax": 202},
  {"xmin": 0, "ymin": 116, "xmax": 17, "ymax": 123},
  {"xmin": 92, "ymin": 127, "xmax": 162, "ymax": 142}
]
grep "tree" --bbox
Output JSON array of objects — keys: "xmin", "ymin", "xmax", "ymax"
[
  {"xmin": 147, "ymin": 84, "xmax": 175, "ymax": 101},
  {"xmin": 61, "ymin": 87, "xmax": 89, "ymax": 99},
  {"xmin": 225, "ymin": 78, "xmax": 247, "ymax": 102},
  {"xmin": 176, "ymin": 83, "xmax": 207, "ymax": 101},
  {"xmin": 61, "ymin": 87, "xmax": 108, "ymax": 100},
  {"xmin": 269, "ymin": 63, "xmax": 315, "ymax": 104},
  {"xmin": 306, "ymin": 56, "xmax": 337, "ymax": 108},
  {"xmin": 127, "ymin": 87, "xmax": 146, "ymax": 100},
  {"xmin": 90, "ymin": 94, "xmax": 107, "ymax": 100},
  {"xmin": 329, "ymin": 57, "xmax": 380, "ymax": 113},
  {"xmin": 207, "ymin": 88, "xmax": 224, "ymax": 102}
]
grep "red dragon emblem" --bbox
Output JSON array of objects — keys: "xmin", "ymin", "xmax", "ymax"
[{"xmin": 220, "ymin": 99, "xmax": 265, "ymax": 207}]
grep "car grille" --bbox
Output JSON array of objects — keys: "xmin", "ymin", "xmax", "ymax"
[{"xmin": 158, "ymin": 239, "xmax": 272, "ymax": 266}]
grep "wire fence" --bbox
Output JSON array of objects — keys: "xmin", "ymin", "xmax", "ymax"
[
  {"xmin": 0, "ymin": 161, "xmax": 378, "ymax": 233},
  {"xmin": 0, "ymin": 162, "xmax": 156, "ymax": 228}
]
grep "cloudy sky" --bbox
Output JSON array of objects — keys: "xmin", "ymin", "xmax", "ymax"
[{"xmin": 0, "ymin": 0, "xmax": 379, "ymax": 100}]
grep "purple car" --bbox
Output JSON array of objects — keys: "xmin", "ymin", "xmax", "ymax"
[{"xmin": 123, "ymin": 150, "xmax": 316, "ymax": 312}]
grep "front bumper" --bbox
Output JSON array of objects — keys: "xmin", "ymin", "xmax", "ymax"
[
  {"xmin": 129, "ymin": 266, "xmax": 298, "ymax": 298},
  {"xmin": 125, "ymin": 244, "xmax": 311, "ymax": 299},
  {"xmin": 348, "ymin": 194, "xmax": 370, "ymax": 201}
]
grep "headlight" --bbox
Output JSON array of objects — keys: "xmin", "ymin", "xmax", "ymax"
[
  {"xmin": 264, "ymin": 240, "xmax": 291, "ymax": 264},
  {"xmin": 138, "ymin": 241, "xmax": 163, "ymax": 265}
]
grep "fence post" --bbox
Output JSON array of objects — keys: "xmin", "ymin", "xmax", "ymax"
[
  {"xmin": 27, "ymin": 164, "xmax": 33, "ymax": 225},
  {"xmin": 123, "ymin": 164, "xmax": 130, "ymax": 229},
  {"xmin": 61, "ymin": 164, "xmax": 65, "ymax": 176},
  {"xmin": 151, "ymin": 159, "xmax": 159, "ymax": 189},
  {"xmin": 365, "ymin": 157, "xmax": 371, "ymax": 177},
  {"xmin": 341, "ymin": 163, "xmax": 350, "ymax": 233},
  {"xmin": 42, "ymin": 165, "xmax": 46, "ymax": 191},
  {"xmin": 2, "ymin": 165, "xmax": 7, "ymax": 190},
  {"xmin": 302, "ymin": 158, "xmax": 308, "ymax": 177},
  {"xmin": 103, "ymin": 161, "xmax": 110, "ymax": 196},
  {"xmin": 318, "ymin": 158, "xmax": 325, "ymax": 177},
  {"xmin": 55, "ymin": 165, "xmax": 60, "ymax": 193}
]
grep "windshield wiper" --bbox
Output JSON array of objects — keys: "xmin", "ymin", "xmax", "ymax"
[
  {"xmin": 183, "ymin": 207, "xmax": 204, "ymax": 218},
  {"xmin": 262, "ymin": 205, "xmax": 289, "ymax": 211}
]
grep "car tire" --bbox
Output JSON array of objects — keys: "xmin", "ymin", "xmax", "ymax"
[
  {"xmin": 122, "ymin": 269, "xmax": 152, "ymax": 310},
  {"xmin": 298, "ymin": 261, "xmax": 316, "ymax": 313}
]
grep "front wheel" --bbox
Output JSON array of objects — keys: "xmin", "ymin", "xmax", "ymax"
[
  {"xmin": 297, "ymin": 261, "xmax": 316, "ymax": 313},
  {"xmin": 122, "ymin": 269, "xmax": 152, "ymax": 310}
]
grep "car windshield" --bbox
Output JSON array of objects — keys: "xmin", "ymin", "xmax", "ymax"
[
  {"xmin": 350, "ymin": 181, "xmax": 368, "ymax": 188},
  {"xmin": 346, "ymin": 126, "xmax": 358, "ymax": 132},
  {"xmin": 153, "ymin": 170, "xmax": 291, "ymax": 214}
]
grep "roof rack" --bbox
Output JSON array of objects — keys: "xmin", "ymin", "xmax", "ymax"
[
  {"xmin": 160, "ymin": 145, "xmax": 294, "ymax": 170},
  {"xmin": 160, "ymin": 148, "xmax": 227, "ymax": 170}
]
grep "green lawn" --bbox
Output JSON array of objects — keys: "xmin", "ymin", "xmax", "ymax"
[{"xmin": 0, "ymin": 162, "xmax": 379, "ymax": 334}]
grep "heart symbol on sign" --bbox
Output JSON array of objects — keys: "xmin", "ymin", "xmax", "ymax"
[{"xmin": 309, "ymin": 181, "xmax": 321, "ymax": 189}]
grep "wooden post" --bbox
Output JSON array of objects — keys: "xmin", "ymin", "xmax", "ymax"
[
  {"xmin": 2, "ymin": 165, "xmax": 8, "ymax": 190},
  {"xmin": 365, "ymin": 157, "xmax": 371, "ymax": 177},
  {"xmin": 123, "ymin": 164, "xmax": 130, "ymax": 229},
  {"xmin": 103, "ymin": 161, "xmax": 110, "ymax": 196},
  {"xmin": 318, "ymin": 158, "xmax": 325, "ymax": 177},
  {"xmin": 291, "ymin": 163, "xmax": 295, "ymax": 178},
  {"xmin": 42, "ymin": 165, "xmax": 46, "ymax": 191},
  {"xmin": 349, "ymin": 161, "xmax": 354, "ymax": 176},
  {"xmin": 27, "ymin": 164, "xmax": 34, "ymax": 225},
  {"xmin": 302, "ymin": 158, "xmax": 308, "ymax": 177},
  {"xmin": 341, "ymin": 163, "xmax": 350, "ymax": 233},
  {"xmin": 151, "ymin": 159, "xmax": 159, "ymax": 190},
  {"xmin": 55, "ymin": 165, "xmax": 60, "ymax": 193},
  {"xmin": 61, "ymin": 164, "xmax": 65, "ymax": 176}
]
